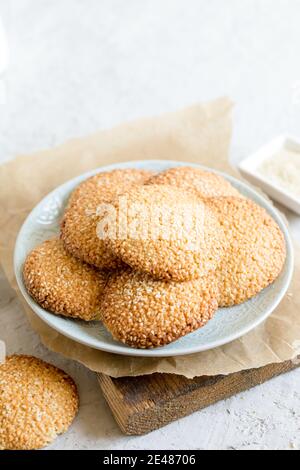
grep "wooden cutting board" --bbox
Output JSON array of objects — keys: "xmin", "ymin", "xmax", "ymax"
[{"xmin": 98, "ymin": 357, "xmax": 300, "ymax": 435}]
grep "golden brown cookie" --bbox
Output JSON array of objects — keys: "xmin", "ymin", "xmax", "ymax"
[
  {"xmin": 23, "ymin": 239, "xmax": 107, "ymax": 321},
  {"xmin": 147, "ymin": 166, "xmax": 241, "ymax": 198},
  {"xmin": 206, "ymin": 197, "xmax": 286, "ymax": 307},
  {"xmin": 104, "ymin": 184, "xmax": 227, "ymax": 282},
  {"xmin": 0, "ymin": 355, "xmax": 79, "ymax": 450},
  {"xmin": 61, "ymin": 169, "xmax": 153, "ymax": 269},
  {"xmin": 101, "ymin": 269, "xmax": 219, "ymax": 348}
]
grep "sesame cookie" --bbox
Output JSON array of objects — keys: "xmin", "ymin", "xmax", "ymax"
[
  {"xmin": 147, "ymin": 166, "xmax": 241, "ymax": 198},
  {"xmin": 0, "ymin": 355, "xmax": 79, "ymax": 450},
  {"xmin": 23, "ymin": 239, "xmax": 107, "ymax": 321},
  {"xmin": 104, "ymin": 184, "xmax": 226, "ymax": 282},
  {"xmin": 101, "ymin": 269, "xmax": 219, "ymax": 348},
  {"xmin": 61, "ymin": 169, "xmax": 153, "ymax": 269},
  {"xmin": 206, "ymin": 197, "xmax": 286, "ymax": 307}
]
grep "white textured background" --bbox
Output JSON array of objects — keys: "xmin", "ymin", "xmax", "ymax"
[{"xmin": 1, "ymin": 0, "xmax": 300, "ymax": 450}]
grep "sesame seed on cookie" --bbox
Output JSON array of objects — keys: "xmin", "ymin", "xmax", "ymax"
[
  {"xmin": 61, "ymin": 169, "xmax": 153, "ymax": 270},
  {"xmin": 101, "ymin": 269, "xmax": 219, "ymax": 348},
  {"xmin": 0, "ymin": 355, "xmax": 79, "ymax": 450},
  {"xmin": 23, "ymin": 238, "xmax": 107, "ymax": 321},
  {"xmin": 147, "ymin": 166, "xmax": 241, "ymax": 198},
  {"xmin": 206, "ymin": 197, "xmax": 286, "ymax": 307},
  {"xmin": 104, "ymin": 184, "xmax": 227, "ymax": 282}
]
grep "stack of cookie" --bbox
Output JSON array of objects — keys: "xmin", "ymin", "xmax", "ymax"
[{"xmin": 23, "ymin": 167, "xmax": 286, "ymax": 349}]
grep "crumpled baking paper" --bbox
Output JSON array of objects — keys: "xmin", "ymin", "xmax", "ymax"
[{"xmin": 1, "ymin": 97, "xmax": 299, "ymax": 378}]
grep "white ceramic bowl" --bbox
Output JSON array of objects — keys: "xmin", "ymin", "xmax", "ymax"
[
  {"xmin": 14, "ymin": 160, "xmax": 294, "ymax": 357},
  {"xmin": 239, "ymin": 135, "xmax": 300, "ymax": 215}
]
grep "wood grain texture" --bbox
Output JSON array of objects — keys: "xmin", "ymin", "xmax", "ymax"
[{"xmin": 98, "ymin": 358, "xmax": 300, "ymax": 435}]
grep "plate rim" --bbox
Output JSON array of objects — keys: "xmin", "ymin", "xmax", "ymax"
[{"xmin": 14, "ymin": 160, "xmax": 295, "ymax": 357}]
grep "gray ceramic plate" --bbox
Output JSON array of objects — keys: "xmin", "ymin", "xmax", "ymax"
[{"xmin": 14, "ymin": 160, "xmax": 294, "ymax": 357}]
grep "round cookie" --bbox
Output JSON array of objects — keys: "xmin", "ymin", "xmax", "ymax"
[
  {"xmin": 104, "ymin": 184, "xmax": 227, "ymax": 282},
  {"xmin": 101, "ymin": 269, "xmax": 219, "ymax": 348},
  {"xmin": 147, "ymin": 166, "xmax": 241, "ymax": 198},
  {"xmin": 61, "ymin": 169, "xmax": 153, "ymax": 269},
  {"xmin": 206, "ymin": 197, "xmax": 286, "ymax": 307},
  {"xmin": 0, "ymin": 355, "xmax": 79, "ymax": 450},
  {"xmin": 23, "ymin": 239, "xmax": 107, "ymax": 321}
]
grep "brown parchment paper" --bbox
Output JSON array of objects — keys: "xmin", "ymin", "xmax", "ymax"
[{"xmin": 1, "ymin": 97, "xmax": 300, "ymax": 379}]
